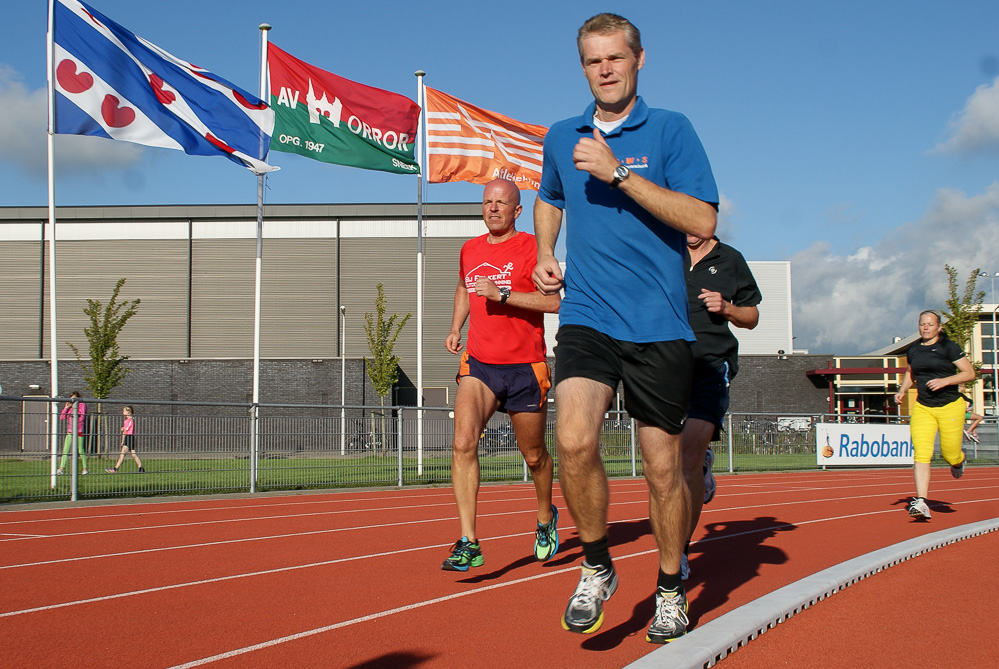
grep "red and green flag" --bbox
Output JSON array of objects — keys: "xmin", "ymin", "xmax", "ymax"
[{"xmin": 267, "ymin": 44, "xmax": 420, "ymax": 175}]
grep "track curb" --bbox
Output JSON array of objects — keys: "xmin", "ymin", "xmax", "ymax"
[{"xmin": 626, "ymin": 517, "xmax": 999, "ymax": 668}]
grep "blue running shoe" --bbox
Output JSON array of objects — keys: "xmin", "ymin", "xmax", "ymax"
[
  {"xmin": 441, "ymin": 536, "xmax": 483, "ymax": 572},
  {"xmin": 534, "ymin": 504, "xmax": 559, "ymax": 561},
  {"xmin": 703, "ymin": 448, "xmax": 717, "ymax": 504}
]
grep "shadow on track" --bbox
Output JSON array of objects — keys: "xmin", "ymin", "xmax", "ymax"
[{"xmin": 686, "ymin": 516, "xmax": 795, "ymax": 628}]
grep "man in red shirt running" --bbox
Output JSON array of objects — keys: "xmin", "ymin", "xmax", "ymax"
[{"xmin": 442, "ymin": 178, "xmax": 562, "ymax": 571}]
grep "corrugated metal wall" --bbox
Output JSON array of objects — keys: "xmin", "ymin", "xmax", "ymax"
[
  {"xmin": 0, "ymin": 238, "xmax": 43, "ymax": 359},
  {"xmin": 0, "ymin": 206, "xmax": 793, "ymax": 404},
  {"xmin": 46, "ymin": 239, "xmax": 189, "ymax": 360},
  {"xmin": 737, "ymin": 261, "xmax": 793, "ymax": 355}
]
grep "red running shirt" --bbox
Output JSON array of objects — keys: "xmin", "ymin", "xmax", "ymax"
[{"xmin": 460, "ymin": 231, "xmax": 546, "ymax": 364}]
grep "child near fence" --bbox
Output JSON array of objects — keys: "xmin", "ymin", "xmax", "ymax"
[
  {"xmin": 56, "ymin": 391, "xmax": 88, "ymax": 475},
  {"xmin": 106, "ymin": 406, "xmax": 145, "ymax": 473}
]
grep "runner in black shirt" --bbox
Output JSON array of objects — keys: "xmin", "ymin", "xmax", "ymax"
[
  {"xmin": 681, "ymin": 234, "xmax": 761, "ymax": 578},
  {"xmin": 893, "ymin": 310, "xmax": 975, "ymax": 519}
]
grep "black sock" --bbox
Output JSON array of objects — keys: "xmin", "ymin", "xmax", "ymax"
[
  {"xmin": 581, "ymin": 535, "xmax": 612, "ymax": 571},
  {"xmin": 658, "ymin": 568, "xmax": 682, "ymax": 592}
]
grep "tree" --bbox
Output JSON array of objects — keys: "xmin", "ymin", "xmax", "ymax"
[
  {"xmin": 68, "ymin": 278, "xmax": 141, "ymax": 398},
  {"xmin": 940, "ymin": 264, "xmax": 983, "ymax": 385},
  {"xmin": 67, "ymin": 278, "xmax": 140, "ymax": 454},
  {"xmin": 363, "ymin": 283, "xmax": 411, "ymax": 452}
]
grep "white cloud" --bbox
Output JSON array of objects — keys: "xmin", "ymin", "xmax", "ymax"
[
  {"xmin": 791, "ymin": 182, "xmax": 999, "ymax": 354},
  {"xmin": 0, "ymin": 64, "xmax": 143, "ymax": 177},
  {"xmin": 716, "ymin": 192, "xmax": 735, "ymax": 240},
  {"xmin": 935, "ymin": 76, "xmax": 999, "ymax": 154}
]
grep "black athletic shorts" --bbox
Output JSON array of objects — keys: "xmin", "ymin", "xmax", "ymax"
[
  {"xmin": 553, "ymin": 324, "xmax": 692, "ymax": 434},
  {"xmin": 686, "ymin": 361, "xmax": 731, "ymax": 442},
  {"xmin": 123, "ymin": 434, "xmax": 136, "ymax": 450},
  {"xmin": 457, "ymin": 351, "xmax": 551, "ymax": 413}
]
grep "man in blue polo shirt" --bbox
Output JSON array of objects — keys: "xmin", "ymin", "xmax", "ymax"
[{"xmin": 533, "ymin": 13, "xmax": 718, "ymax": 644}]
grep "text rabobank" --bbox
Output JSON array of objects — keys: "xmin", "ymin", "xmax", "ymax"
[{"xmin": 839, "ymin": 433, "xmax": 912, "ymax": 458}]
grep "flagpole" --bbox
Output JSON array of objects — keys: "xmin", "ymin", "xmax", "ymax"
[
  {"xmin": 250, "ymin": 22, "xmax": 271, "ymax": 493},
  {"xmin": 46, "ymin": 0, "xmax": 60, "ymax": 489},
  {"xmin": 415, "ymin": 70, "xmax": 426, "ymax": 476}
]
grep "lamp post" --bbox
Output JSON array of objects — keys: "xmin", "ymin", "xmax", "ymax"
[
  {"xmin": 979, "ymin": 271, "xmax": 998, "ymax": 305},
  {"xmin": 340, "ymin": 305, "xmax": 347, "ymax": 455},
  {"xmin": 993, "ymin": 305, "xmax": 998, "ymax": 417}
]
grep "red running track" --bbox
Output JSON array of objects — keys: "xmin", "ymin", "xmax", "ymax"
[{"xmin": 1, "ymin": 467, "xmax": 997, "ymax": 668}]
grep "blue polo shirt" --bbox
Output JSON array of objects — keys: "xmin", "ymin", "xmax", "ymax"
[{"xmin": 539, "ymin": 97, "xmax": 718, "ymax": 343}]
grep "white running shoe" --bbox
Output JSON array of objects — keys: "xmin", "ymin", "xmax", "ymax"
[
  {"xmin": 907, "ymin": 497, "xmax": 931, "ymax": 519},
  {"xmin": 562, "ymin": 562, "xmax": 618, "ymax": 634},
  {"xmin": 646, "ymin": 587, "xmax": 689, "ymax": 643},
  {"xmin": 951, "ymin": 453, "xmax": 966, "ymax": 479}
]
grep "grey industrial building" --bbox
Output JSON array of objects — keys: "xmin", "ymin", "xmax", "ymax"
[{"xmin": 0, "ymin": 203, "xmax": 830, "ymax": 413}]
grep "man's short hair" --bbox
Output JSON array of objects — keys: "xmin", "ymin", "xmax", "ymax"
[{"xmin": 577, "ymin": 13, "xmax": 642, "ymax": 61}]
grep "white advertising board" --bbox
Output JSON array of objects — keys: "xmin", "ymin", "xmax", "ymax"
[{"xmin": 815, "ymin": 423, "xmax": 913, "ymax": 466}]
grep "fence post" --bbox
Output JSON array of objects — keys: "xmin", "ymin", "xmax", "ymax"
[
  {"xmin": 70, "ymin": 401, "xmax": 79, "ymax": 502},
  {"xmin": 630, "ymin": 417, "xmax": 637, "ymax": 477},
  {"xmin": 727, "ymin": 413, "xmax": 734, "ymax": 473},
  {"xmin": 397, "ymin": 407, "xmax": 404, "ymax": 487},
  {"xmin": 250, "ymin": 405, "xmax": 258, "ymax": 494}
]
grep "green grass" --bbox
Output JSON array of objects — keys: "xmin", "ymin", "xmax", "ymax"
[{"xmin": 1, "ymin": 447, "xmax": 993, "ymax": 504}]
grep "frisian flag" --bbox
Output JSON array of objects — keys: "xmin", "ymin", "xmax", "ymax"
[
  {"xmin": 425, "ymin": 87, "xmax": 546, "ymax": 190},
  {"xmin": 51, "ymin": 0, "xmax": 276, "ymax": 174},
  {"xmin": 267, "ymin": 43, "xmax": 420, "ymax": 175}
]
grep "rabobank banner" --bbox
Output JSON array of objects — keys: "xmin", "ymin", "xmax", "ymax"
[{"xmin": 816, "ymin": 423, "xmax": 913, "ymax": 466}]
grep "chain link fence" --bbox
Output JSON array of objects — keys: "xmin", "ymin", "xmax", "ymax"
[{"xmin": 2, "ymin": 396, "xmax": 996, "ymax": 503}]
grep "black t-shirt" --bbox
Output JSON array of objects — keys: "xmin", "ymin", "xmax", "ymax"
[
  {"xmin": 905, "ymin": 337, "xmax": 966, "ymax": 407},
  {"xmin": 685, "ymin": 240, "xmax": 762, "ymax": 378}
]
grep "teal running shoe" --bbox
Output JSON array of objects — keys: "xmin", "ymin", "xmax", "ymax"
[
  {"xmin": 534, "ymin": 504, "xmax": 560, "ymax": 561},
  {"xmin": 441, "ymin": 536, "xmax": 484, "ymax": 571}
]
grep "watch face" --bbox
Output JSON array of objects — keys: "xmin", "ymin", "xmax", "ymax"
[{"xmin": 615, "ymin": 165, "xmax": 629, "ymax": 179}]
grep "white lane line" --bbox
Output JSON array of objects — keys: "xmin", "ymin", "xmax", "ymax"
[
  {"xmin": 0, "ymin": 488, "xmax": 480, "ymax": 526},
  {"xmin": 5, "ymin": 496, "xmax": 997, "ymax": 623},
  {"xmin": 0, "ymin": 510, "xmax": 513, "ymax": 571},
  {"xmin": 4, "ymin": 480, "xmax": 994, "ymax": 569},
  {"xmin": 164, "ymin": 497, "xmax": 999, "ymax": 669},
  {"xmin": 0, "ymin": 523, "xmax": 556, "ymax": 620},
  {"xmin": 0, "ymin": 476, "xmax": 936, "ymax": 543}
]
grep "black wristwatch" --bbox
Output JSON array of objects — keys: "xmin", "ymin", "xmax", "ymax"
[
  {"xmin": 498, "ymin": 287, "xmax": 511, "ymax": 303},
  {"xmin": 610, "ymin": 164, "xmax": 630, "ymax": 188}
]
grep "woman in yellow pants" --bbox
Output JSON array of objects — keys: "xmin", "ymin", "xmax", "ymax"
[{"xmin": 893, "ymin": 311, "xmax": 976, "ymax": 519}]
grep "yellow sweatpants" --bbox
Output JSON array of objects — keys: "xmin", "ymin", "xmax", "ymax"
[{"xmin": 910, "ymin": 397, "xmax": 965, "ymax": 465}]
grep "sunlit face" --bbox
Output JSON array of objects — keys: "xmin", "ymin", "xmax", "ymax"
[
  {"xmin": 481, "ymin": 181, "xmax": 521, "ymax": 237},
  {"xmin": 580, "ymin": 30, "xmax": 644, "ymax": 119},
  {"xmin": 918, "ymin": 313, "xmax": 941, "ymax": 341}
]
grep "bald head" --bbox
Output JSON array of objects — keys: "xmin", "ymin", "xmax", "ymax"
[
  {"xmin": 481, "ymin": 178, "xmax": 522, "ymax": 239},
  {"xmin": 483, "ymin": 178, "xmax": 521, "ymax": 206}
]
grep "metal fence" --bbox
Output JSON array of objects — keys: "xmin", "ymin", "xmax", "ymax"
[{"xmin": 1, "ymin": 396, "xmax": 996, "ymax": 504}]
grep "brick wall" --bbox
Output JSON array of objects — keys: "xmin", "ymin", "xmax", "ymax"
[{"xmin": 729, "ymin": 354, "xmax": 833, "ymax": 414}]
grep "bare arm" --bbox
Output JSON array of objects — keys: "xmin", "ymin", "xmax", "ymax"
[
  {"xmin": 894, "ymin": 367, "xmax": 913, "ymax": 404},
  {"xmin": 474, "ymin": 278, "xmax": 560, "ymax": 313},
  {"xmin": 532, "ymin": 198, "xmax": 565, "ymax": 295},
  {"xmin": 573, "ymin": 128, "xmax": 716, "ymax": 238},
  {"xmin": 445, "ymin": 281, "xmax": 469, "ymax": 355},
  {"xmin": 697, "ymin": 290, "xmax": 759, "ymax": 330}
]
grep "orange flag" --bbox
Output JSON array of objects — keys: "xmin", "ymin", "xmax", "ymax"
[{"xmin": 425, "ymin": 87, "xmax": 547, "ymax": 191}]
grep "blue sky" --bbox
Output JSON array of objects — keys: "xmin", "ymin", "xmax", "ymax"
[{"xmin": 2, "ymin": 1, "xmax": 998, "ymax": 354}]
